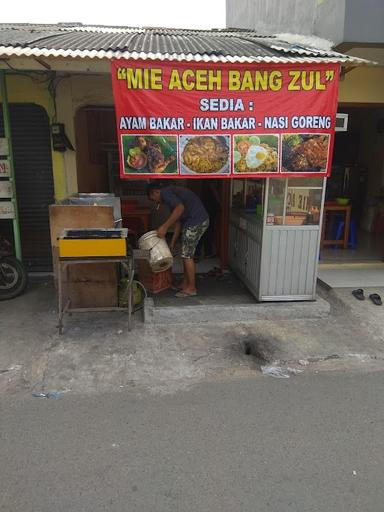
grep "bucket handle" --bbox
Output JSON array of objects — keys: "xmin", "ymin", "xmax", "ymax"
[{"xmin": 149, "ymin": 238, "xmax": 163, "ymax": 252}]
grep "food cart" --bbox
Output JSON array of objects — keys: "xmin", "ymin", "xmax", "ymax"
[{"xmin": 229, "ymin": 177, "xmax": 325, "ymax": 300}]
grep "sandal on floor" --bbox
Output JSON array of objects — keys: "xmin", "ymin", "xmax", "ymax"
[
  {"xmin": 175, "ymin": 290, "xmax": 197, "ymax": 298},
  {"xmin": 369, "ymin": 293, "xmax": 382, "ymax": 306},
  {"xmin": 352, "ymin": 289, "xmax": 365, "ymax": 301}
]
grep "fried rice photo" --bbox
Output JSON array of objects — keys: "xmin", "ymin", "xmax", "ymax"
[{"xmin": 182, "ymin": 136, "xmax": 229, "ymax": 173}]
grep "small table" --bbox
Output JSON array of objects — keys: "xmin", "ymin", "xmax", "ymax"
[
  {"xmin": 57, "ymin": 255, "xmax": 134, "ymax": 334},
  {"xmin": 321, "ymin": 204, "xmax": 351, "ymax": 249}
]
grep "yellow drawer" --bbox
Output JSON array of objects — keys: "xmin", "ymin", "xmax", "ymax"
[{"xmin": 59, "ymin": 238, "xmax": 127, "ymax": 258}]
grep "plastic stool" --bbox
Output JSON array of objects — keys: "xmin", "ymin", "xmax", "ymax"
[
  {"xmin": 349, "ymin": 220, "xmax": 357, "ymax": 249},
  {"xmin": 335, "ymin": 219, "xmax": 357, "ymax": 249}
]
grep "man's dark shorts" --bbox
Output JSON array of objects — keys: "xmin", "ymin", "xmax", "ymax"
[{"xmin": 181, "ymin": 219, "xmax": 209, "ymax": 258}]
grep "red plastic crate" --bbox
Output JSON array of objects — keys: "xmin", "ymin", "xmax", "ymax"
[{"xmin": 138, "ymin": 261, "xmax": 172, "ymax": 294}]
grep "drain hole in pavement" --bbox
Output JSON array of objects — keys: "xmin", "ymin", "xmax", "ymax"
[
  {"xmin": 244, "ymin": 342, "xmax": 252, "ymax": 355},
  {"xmin": 241, "ymin": 337, "xmax": 269, "ymax": 365}
]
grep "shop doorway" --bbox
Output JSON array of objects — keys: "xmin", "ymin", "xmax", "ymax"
[
  {"xmin": 320, "ymin": 105, "xmax": 384, "ymax": 264},
  {"xmin": 149, "ymin": 178, "xmax": 255, "ymax": 307},
  {"xmin": 74, "ymin": 106, "xmax": 116, "ymax": 193}
]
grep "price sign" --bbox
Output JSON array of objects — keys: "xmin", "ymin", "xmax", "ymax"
[{"xmin": 0, "ymin": 159, "xmax": 10, "ymax": 177}]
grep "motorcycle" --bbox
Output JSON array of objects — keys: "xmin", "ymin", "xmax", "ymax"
[{"xmin": 0, "ymin": 236, "xmax": 28, "ymax": 300}]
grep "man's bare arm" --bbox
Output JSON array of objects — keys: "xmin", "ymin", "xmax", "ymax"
[
  {"xmin": 170, "ymin": 222, "xmax": 182, "ymax": 250},
  {"xmin": 157, "ymin": 204, "xmax": 184, "ymax": 238}
]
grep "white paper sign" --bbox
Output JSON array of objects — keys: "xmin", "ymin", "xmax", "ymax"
[
  {"xmin": 0, "ymin": 138, "xmax": 9, "ymax": 156},
  {"xmin": 287, "ymin": 188, "xmax": 311, "ymax": 213},
  {"xmin": 0, "ymin": 160, "xmax": 11, "ymax": 177},
  {"xmin": 0, "ymin": 181, "xmax": 13, "ymax": 198},
  {"xmin": 0, "ymin": 201, "xmax": 15, "ymax": 219}
]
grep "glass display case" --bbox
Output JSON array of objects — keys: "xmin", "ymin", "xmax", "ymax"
[
  {"xmin": 229, "ymin": 177, "xmax": 326, "ymax": 302},
  {"xmin": 231, "ymin": 178, "xmax": 264, "ymax": 217},
  {"xmin": 266, "ymin": 177, "xmax": 323, "ymax": 226},
  {"xmin": 231, "ymin": 179, "xmax": 245, "ymax": 209}
]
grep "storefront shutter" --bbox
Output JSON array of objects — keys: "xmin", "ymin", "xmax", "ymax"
[{"xmin": 0, "ymin": 103, "xmax": 54, "ymax": 271}]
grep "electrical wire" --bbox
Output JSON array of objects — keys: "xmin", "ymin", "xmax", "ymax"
[{"xmin": 0, "ymin": 67, "xmax": 103, "ymax": 123}]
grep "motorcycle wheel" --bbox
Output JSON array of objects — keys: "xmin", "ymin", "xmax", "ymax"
[{"xmin": 0, "ymin": 257, "xmax": 28, "ymax": 300}]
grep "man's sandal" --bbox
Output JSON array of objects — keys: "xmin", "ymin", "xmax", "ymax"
[{"xmin": 175, "ymin": 290, "xmax": 197, "ymax": 298}]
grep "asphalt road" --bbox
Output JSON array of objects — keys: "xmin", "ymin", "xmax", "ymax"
[{"xmin": 1, "ymin": 370, "xmax": 384, "ymax": 512}]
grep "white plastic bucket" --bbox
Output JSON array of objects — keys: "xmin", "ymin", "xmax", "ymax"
[{"xmin": 138, "ymin": 230, "xmax": 173, "ymax": 273}]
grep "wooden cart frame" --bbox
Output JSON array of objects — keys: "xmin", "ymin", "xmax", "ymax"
[{"xmin": 57, "ymin": 254, "xmax": 134, "ymax": 334}]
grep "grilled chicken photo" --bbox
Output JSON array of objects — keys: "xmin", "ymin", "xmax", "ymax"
[
  {"xmin": 282, "ymin": 135, "xmax": 329, "ymax": 172},
  {"xmin": 137, "ymin": 136, "xmax": 175, "ymax": 173}
]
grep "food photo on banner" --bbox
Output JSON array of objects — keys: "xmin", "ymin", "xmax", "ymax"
[
  {"xmin": 233, "ymin": 134, "xmax": 279, "ymax": 174},
  {"xmin": 179, "ymin": 135, "xmax": 230, "ymax": 175},
  {"xmin": 111, "ymin": 61, "xmax": 340, "ymax": 178},
  {"xmin": 122, "ymin": 134, "xmax": 178, "ymax": 174},
  {"xmin": 281, "ymin": 133, "xmax": 330, "ymax": 173}
]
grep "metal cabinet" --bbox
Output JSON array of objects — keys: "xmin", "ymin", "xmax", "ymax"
[
  {"xmin": 229, "ymin": 212, "xmax": 263, "ymax": 299},
  {"xmin": 228, "ymin": 222, "xmax": 238, "ymax": 270},
  {"xmin": 245, "ymin": 236, "xmax": 261, "ymax": 297},
  {"xmin": 260, "ymin": 225, "xmax": 320, "ymax": 300},
  {"xmin": 237, "ymin": 227, "xmax": 248, "ymax": 277}
]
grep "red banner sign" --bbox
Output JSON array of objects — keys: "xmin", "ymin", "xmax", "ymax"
[{"xmin": 111, "ymin": 59, "xmax": 340, "ymax": 179}]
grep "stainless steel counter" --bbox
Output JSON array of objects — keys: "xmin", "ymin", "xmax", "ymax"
[{"xmin": 229, "ymin": 208, "xmax": 322, "ymax": 301}]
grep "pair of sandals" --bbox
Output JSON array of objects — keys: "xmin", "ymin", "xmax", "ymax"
[{"xmin": 352, "ymin": 289, "xmax": 382, "ymax": 306}]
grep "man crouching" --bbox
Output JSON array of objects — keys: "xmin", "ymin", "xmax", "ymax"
[{"xmin": 147, "ymin": 183, "xmax": 209, "ymax": 298}]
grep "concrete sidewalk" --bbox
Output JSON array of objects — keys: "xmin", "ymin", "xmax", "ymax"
[
  {"xmin": 318, "ymin": 262, "xmax": 384, "ymax": 288},
  {"xmin": 1, "ymin": 277, "xmax": 384, "ymax": 396}
]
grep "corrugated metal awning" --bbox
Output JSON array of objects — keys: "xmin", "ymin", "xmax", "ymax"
[{"xmin": 0, "ymin": 24, "xmax": 370, "ymax": 65}]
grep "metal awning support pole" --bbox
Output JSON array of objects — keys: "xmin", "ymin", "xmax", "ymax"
[{"xmin": 0, "ymin": 70, "xmax": 22, "ymax": 260}]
